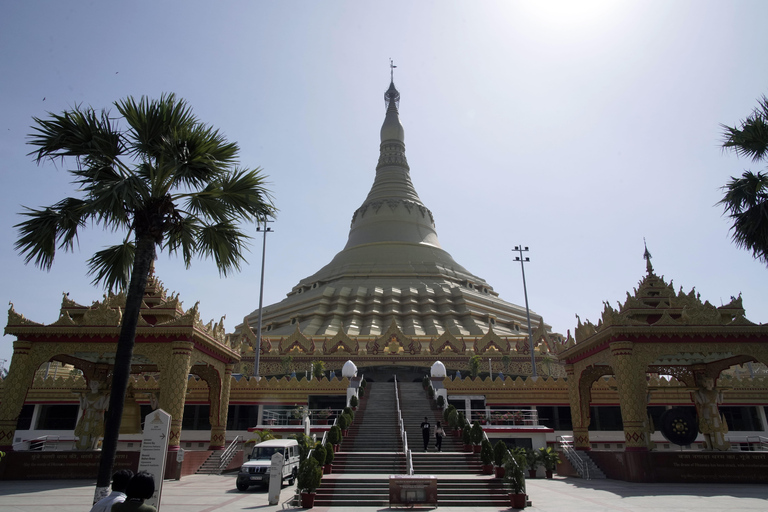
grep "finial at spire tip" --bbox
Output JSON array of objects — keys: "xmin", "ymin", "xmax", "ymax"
[
  {"xmin": 390, "ymin": 58, "xmax": 397, "ymax": 83},
  {"xmin": 643, "ymin": 238, "xmax": 654, "ymax": 275}
]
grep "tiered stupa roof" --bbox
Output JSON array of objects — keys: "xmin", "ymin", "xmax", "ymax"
[{"xmin": 240, "ymin": 78, "xmax": 549, "ymax": 338}]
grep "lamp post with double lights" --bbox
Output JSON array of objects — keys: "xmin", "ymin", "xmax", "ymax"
[
  {"xmin": 513, "ymin": 246, "xmax": 537, "ymax": 377},
  {"xmin": 253, "ymin": 218, "xmax": 273, "ymax": 381}
]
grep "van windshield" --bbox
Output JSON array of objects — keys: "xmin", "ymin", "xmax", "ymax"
[{"xmin": 252, "ymin": 447, "xmax": 284, "ymax": 460}]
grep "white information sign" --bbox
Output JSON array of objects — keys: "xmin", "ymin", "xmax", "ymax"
[
  {"xmin": 268, "ymin": 452, "xmax": 284, "ymax": 505},
  {"xmin": 137, "ymin": 408, "xmax": 171, "ymax": 511}
]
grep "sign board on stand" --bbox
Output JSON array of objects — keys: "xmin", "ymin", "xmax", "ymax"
[
  {"xmin": 137, "ymin": 409, "xmax": 171, "ymax": 511},
  {"xmin": 268, "ymin": 452, "xmax": 284, "ymax": 505}
]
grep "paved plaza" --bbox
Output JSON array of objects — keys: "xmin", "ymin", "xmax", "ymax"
[{"xmin": 0, "ymin": 474, "xmax": 767, "ymax": 512}]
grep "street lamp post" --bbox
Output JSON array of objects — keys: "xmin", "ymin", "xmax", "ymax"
[
  {"xmin": 513, "ymin": 246, "xmax": 537, "ymax": 377},
  {"xmin": 254, "ymin": 218, "xmax": 273, "ymax": 381}
]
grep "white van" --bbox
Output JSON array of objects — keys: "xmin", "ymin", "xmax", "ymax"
[{"xmin": 236, "ymin": 439, "xmax": 300, "ymax": 491}]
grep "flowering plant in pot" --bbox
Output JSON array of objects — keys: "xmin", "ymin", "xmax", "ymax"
[
  {"xmin": 480, "ymin": 439, "xmax": 494, "ymax": 474},
  {"xmin": 504, "ymin": 447, "xmax": 528, "ymax": 509},
  {"xmin": 493, "ymin": 440, "xmax": 508, "ymax": 478},
  {"xmin": 297, "ymin": 457, "xmax": 322, "ymax": 508}
]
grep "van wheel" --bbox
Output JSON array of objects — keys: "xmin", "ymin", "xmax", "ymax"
[
  {"xmin": 236, "ymin": 481, "xmax": 249, "ymax": 491},
  {"xmin": 288, "ymin": 469, "xmax": 297, "ymax": 486}
]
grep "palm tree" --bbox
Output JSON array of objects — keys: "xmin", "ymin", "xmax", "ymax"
[
  {"xmin": 720, "ymin": 95, "xmax": 768, "ymax": 267},
  {"xmin": 15, "ymin": 93, "xmax": 275, "ymax": 501}
]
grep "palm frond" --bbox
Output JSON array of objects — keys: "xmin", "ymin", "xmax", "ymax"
[
  {"xmin": 165, "ymin": 217, "xmax": 201, "ymax": 267},
  {"xmin": 14, "ymin": 198, "xmax": 89, "ymax": 270},
  {"xmin": 719, "ymin": 171, "xmax": 768, "ymax": 267},
  {"xmin": 197, "ymin": 222, "xmax": 251, "ymax": 276},
  {"xmin": 28, "ymin": 105, "xmax": 125, "ymax": 170},
  {"xmin": 86, "ymin": 242, "xmax": 136, "ymax": 291},
  {"xmin": 721, "ymin": 95, "xmax": 768, "ymax": 162}
]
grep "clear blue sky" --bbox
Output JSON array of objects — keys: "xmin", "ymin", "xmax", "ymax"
[{"xmin": 1, "ymin": 1, "xmax": 767, "ymax": 371}]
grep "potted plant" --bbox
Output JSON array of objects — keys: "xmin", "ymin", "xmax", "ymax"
[
  {"xmin": 443, "ymin": 404, "xmax": 456, "ymax": 424},
  {"xmin": 470, "ymin": 421, "xmax": 483, "ymax": 453},
  {"xmin": 461, "ymin": 425, "xmax": 472, "ymax": 452},
  {"xmin": 504, "ymin": 447, "xmax": 527, "ymax": 509},
  {"xmin": 319, "ymin": 408, "xmax": 333, "ymax": 425},
  {"xmin": 447, "ymin": 408, "xmax": 459, "ymax": 434},
  {"xmin": 524, "ymin": 448, "xmax": 541, "ymax": 479},
  {"xmin": 493, "ymin": 440, "xmax": 508, "ymax": 478},
  {"xmin": 338, "ymin": 412, "xmax": 352, "ymax": 436},
  {"xmin": 480, "ymin": 439, "xmax": 494, "ymax": 474},
  {"xmin": 343, "ymin": 407, "xmax": 355, "ymax": 421},
  {"xmin": 427, "ymin": 386, "xmax": 435, "ymax": 399},
  {"xmin": 323, "ymin": 442, "xmax": 334, "ymax": 474},
  {"xmin": 436, "ymin": 394, "xmax": 445, "ymax": 409},
  {"xmin": 291, "ymin": 405, "xmax": 307, "ymax": 425},
  {"xmin": 456, "ymin": 411, "xmax": 465, "ymax": 435},
  {"xmin": 328, "ymin": 425, "xmax": 342, "ymax": 452},
  {"xmin": 312, "ymin": 360, "xmax": 326, "ymax": 380},
  {"xmin": 349, "ymin": 394, "xmax": 359, "ymax": 410},
  {"xmin": 311, "ymin": 443, "xmax": 326, "ymax": 474},
  {"xmin": 297, "ymin": 457, "xmax": 322, "ymax": 508},
  {"xmin": 538, "ymin": 447, "xmax": 561, "ymax": 479},
  {"xmin": 422, "ymin": 375, "xmax": 430, "ymax": 389}
]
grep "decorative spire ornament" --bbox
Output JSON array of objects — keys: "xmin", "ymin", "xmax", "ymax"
[{"xmin": 643, "ymin": 238, "xmax": 654, "ymax": 275}]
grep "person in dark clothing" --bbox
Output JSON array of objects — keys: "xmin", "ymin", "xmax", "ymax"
[
  {"xmin": 435, "ymin": 421, "xmax": 444, "ymax": 452},
  {"xmin": 421, "ymin": 416, "xmax": 431, "ymax": 451}
]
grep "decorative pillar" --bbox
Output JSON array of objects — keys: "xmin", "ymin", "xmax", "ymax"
[
  {"xmin": 158, "ymin": 341, "xmax": 193, "ymax": 451},
  {"xmin": 610, "ymin": 341, "xmax": 649, "ymax": 452},
  {"xmin": 205, "ymin": 364, "xmax": 234, "ymax": 450},
  {"xmin": 0, "ymin": 341, "xmax": 38, "ymax": 450},
  {"xmin": 566, "ymin": 364, "xmax": 591, "ymax": 450}
]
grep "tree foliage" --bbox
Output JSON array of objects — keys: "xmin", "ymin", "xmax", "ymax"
[
  {"xmin": 720, "ymin": 95, "xmax": 768, "ymax": 266},
  {"xmin": 16, "ymin": 94, "xmax": 275, "ymax": 499}
]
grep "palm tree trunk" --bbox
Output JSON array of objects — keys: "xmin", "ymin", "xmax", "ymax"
[{"xmin": 93, "ymin": 235, "xmax": 156, "ymax": 503}]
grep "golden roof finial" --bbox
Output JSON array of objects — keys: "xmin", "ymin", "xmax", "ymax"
[{"xmin": 643, "ymin": 238, "xmax": 654, "ymax": 275}]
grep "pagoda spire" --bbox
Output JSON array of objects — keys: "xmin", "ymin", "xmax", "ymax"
[{"xmin": 643, "ymin": 238, "xmax": 654, "ymax": 275}]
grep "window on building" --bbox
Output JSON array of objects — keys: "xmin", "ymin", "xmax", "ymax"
[
  {"xmin": 182, "ymin": 405, "xmax": 211, "ymax": 430},
  {"xmin": 16, "ymin": 405, "xmax": 35, "ymax": 430},
  {"xmin": 227, "ymin": 405, "xmax": 260, "ymax": 431},
  {"xmin": 536, "ymin": 406, "xmax": 572, "ymax": 430},
  {"xmin": 721, "ymin": 406, "xmax": 763, "ymax": 431},
  {"xmin": 588, "ymin": 406, "xmax": 623, "ymax": 431},
  {"xmin": 36, "ymin": 404, "xmax": 79, "ymax": 430}
]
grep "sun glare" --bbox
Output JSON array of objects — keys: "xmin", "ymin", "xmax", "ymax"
[{"xmin": 516, "ymin": 0, "xmax": 622, "ymax": 29}]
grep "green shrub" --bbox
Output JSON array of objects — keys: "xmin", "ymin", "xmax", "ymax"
[
  {"xmin": 470, "ymin": 421, "xmax": 483, "ymax": 445},
  {"xmin": 297, "ymin": 457, "xmax": 322, "ymax": 493},
  {"xmin": 422, "ymin": 375, "xmax": 430, "ymax": 389},
  {"xmin": 291, "ymin": 433, "xmax": 315, "ymax": 461},
  {"xmin": 480, "ymin": 439, "xmax": 494, "ymax": 465},
  {"xmin": 462, "ymin": 425, "xmax": 471, "ymax": 445},
  {"xmin": 436, "ymin": 395, "xmax": 445, "ymax": 409},
  {"xmin": 324, "ymin": 443, "xmax": 334, "ymax": 465},
  {"xmin": 350, "ymin": 395, "xmax": 359, "ymax": 408},
  {"xmin": 493, "ymin": 440, "xmax": 508, "ymax": 466},
  {"xmin": 338, "ymin": 412, "xmax": 352, "ymax": 431},
  {"xmin": 311, "ymin": 443, "xmax": 326, "ymax": 466},
  {"xmin": 443, "ymin": 404, "xmax": 456, "ymax": 423},
  {"xmin": 427, "ymin": 386, "xmax": 435, "ymax": 399},
  {"xmin": 328, "ymin": 425, "xmax": 342, "ymax": 445},
  {"xmin": 343, "ymin": 406, "xmax": 354, "ymax": 420},
  {"xmin": 447, "ymin": 408, "xmax": 459, "ymax": 429},
  {"xmin": 504, "ymin": 447, "xmax": 527, "ymax": 495}
]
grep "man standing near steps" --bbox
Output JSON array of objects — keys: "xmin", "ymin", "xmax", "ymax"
[{"xmin": 421, "ymin": 416, "xmax": 431, "ymax": 451}]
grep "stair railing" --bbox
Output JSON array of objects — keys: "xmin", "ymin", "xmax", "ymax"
[
  {"xmin": 218, "ymin": 435, "xmax": 243, "ymax": 471},
  {"xmin": 557, "ymin": 435, "xmax": 589, "ymax": 480},
  {"xmin": 394, "ymin": 375, "xmax": 413, "ymax": 475}
]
